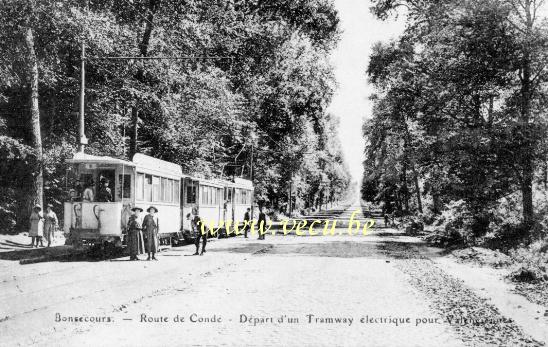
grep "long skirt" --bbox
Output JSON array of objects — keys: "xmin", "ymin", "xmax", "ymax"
[
  {"xmin": 29, "ymin": 219, "xmax": 43, "ymax": 237},
  {"xmin": 127, "ymin": 229, "xmax": 144, "ymax": 256},
  {"xmin": 44, "ymin": 224, "xmax": 55, "ymax": 243},
  {"xmin": 146, "ymin": 230, "xmax": 159, "ymax": 253}
]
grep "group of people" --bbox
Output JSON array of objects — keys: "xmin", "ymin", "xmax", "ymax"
[
  {"xmin": 242, "ymin": 207, "xmax": 267, "ymax": 240},
  {"xmin": 126, "ymin": 205, "xmax": 269, "ymax": 261},
  {"xmin": 29, "ymin": 204, "xmax": 58, "ymax": 248},
  {"xmin": 126, "ymin": 206, "xmax": 160, "ymax": 261},
  {"xmin": 30, "ymin": 200, "xmax": 267, "ymax": 258},
  {"xmin": 71, "ymin": 178, "xmax": 113, "ymax": 203},
  {"xmin": 126, "ymin": 206, "xmax": 205, "ymax": 261}
]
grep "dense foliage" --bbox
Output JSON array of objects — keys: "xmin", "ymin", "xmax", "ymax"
[
  {"xmin": 0, "ymin": 0, "xmax": 351, "ymax": 233},
  {"xmin": 362, "ymin": 0, "xmax": 548, "ymax": 244}
]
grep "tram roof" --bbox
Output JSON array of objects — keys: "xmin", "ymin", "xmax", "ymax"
[
  {"xmin": 67, "ymin": 152, "xmax": 135, "ymax": 166},
  {"xmin": 132, "ymin": 153, "xmax": 183, "ymax": 178}
]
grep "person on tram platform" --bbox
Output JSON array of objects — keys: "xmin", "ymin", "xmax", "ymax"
[
  {"xmin": 70, "ymin": 179, "xmax": 84, "ymax": 201},
  {"xmin": 83, "ymin": 180, "xmax": 95, "ymax": 202},
  {"xmin": 97, "ymin": 179, "xmax": 113, "ymax": 202},
  {"xmin": 143, "ymin": 206, "xmax": 160, "ymax": 261},
  {"xmin": 127, "ymin": 207, "xmax": 144, "ymax": 261}
]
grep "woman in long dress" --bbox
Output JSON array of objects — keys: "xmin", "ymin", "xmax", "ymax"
[
  {"xmin": 143, "ymin": 206, "xmax": 159, "ymax": 261},
  {"xmin": 29, "ymin": 205, "xmax": 44, "ymax": 248},
  {"xmin": 127, "ymin": 207, "xmax": 144, "ymax": 261},
  {"xmin": 43, "ymin": 204, "xmax": 58, "ymax": 247}
]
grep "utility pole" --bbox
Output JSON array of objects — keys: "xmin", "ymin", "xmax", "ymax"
[
  {"xmin": 78, "ymin": 0, "xmax": 88, "ymax": 153},
  {"xmin": 250, "ymin": 142, "xmax": 254, "ymax": 220}
]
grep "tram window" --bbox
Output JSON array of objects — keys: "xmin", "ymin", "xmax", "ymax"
[
  {"xmin": 166, "ymin": 179, "xmax": 173, "ymax": 203},
  {"xmin": 80, "ymin": 174, "xmax": 93, "ymax": 187},
  {"xmin": 174, "ymin": 180, "xmax": 180, "ymax": 204},
  {"xmin": 118, "ymin": 174, "xmax": 131, "ymax": 200},
  {"xmin": 161, "ymin": 178, "xmax": 167, "ymax": 202},
  {"xmin": 136, "ymin": 174, "xmax": 144, "ymax": 200},
  {"xmin": 186, "ymin": 183, "xmax": 196, "ymax": 204},
  {"xmin": 152, "ymin": 176, "xmax": 161, "ymax": 202},
  {"xmin": 145, "ymin": 175, "xmax": 153, "ymax": 202}
]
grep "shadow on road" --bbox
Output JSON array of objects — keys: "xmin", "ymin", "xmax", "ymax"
[
  {"xmin": 0, "ymin": 245, "xmax": 81, "ymax": 262},
  {"xmin": 0, "ymin": 239, "xmax": 199, "ymax": 264},
  {"xmin": 211, "ymin": 237, "xmax": 443, "ymax": 260}
]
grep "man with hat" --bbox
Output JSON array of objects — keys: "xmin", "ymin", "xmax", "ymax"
[
  {"xmin": 143, "ymin": 206, "xmax": 160, "ymax": 261},
  {"xmin": 72, "ymin": 179, "xmax": 84, "ymax": 201},
  {"xmin": 188, "ymin": 207, "xmax": 206, "ymax": 256},
  {"xmin": 97, "ymin": 178, "xmax": 113, "ymax": 202},
  {"xmin": 127, "ymin": 207, "xmax": 144, "ymax": 261}
]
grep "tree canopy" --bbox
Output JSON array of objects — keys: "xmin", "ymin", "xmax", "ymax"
[
  {"xmin": 363, "ymin": 0, "xmax": 548, "ymax": 237},
  {"xmin": 0, "ymin": 0, "xmax": 351, "ymax": 232}
]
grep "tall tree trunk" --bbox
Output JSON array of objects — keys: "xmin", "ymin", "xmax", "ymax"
[
  {"xmin": 432, "ymin": 192, "xmax": 441, "ymax": 215},
  {"xmin": 402, "ymin": 161, "xmax": 409, "ymax": 214},
  {"xmin": 411, "ymin": 164, "xmax": 423, "ymax": 214},
  {"xmin": 520, "ymin": 0, "xmax": 534, "ymax": 229},
  {"xmin": 520, "ymin": 66, "xmax": 534, "ymax": 227},
  {"xmin": 129, "ymin": 0, "xmax": 159, "ymax": 158},
  {"xmin": 25, "ymin": 26, "xmax": 43, "ymax": 209}
]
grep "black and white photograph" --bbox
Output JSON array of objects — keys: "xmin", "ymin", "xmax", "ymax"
[{"xmin": 1, "ymin": 0, "xmax": 548, "ymax": 346}]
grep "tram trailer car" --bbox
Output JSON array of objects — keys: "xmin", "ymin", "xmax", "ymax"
[
  {"xmin": 180, "ymin": 177, "xmax": 254, "ymax": 240},
  {"xmin": 64, "ymin": 153, "xmax": 183, "ymax": 249}
]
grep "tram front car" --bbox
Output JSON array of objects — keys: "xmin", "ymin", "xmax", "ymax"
[{"xmin": 64, "ymin": 152, "xmax": 135, "ymax": 248}]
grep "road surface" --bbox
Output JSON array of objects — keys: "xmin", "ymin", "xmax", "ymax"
[{"xmin": 0, "ymin": 203, "xmax": 544, "ymax": 346}]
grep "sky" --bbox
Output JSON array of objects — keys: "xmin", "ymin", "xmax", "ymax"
[{"xmin": 328, "ymin": 1, "xmax": 405, "ymax": 182}]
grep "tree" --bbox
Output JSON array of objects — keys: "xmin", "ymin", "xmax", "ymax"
[
  {"xmin": 365, "ymin": 0, "xmax": 548, "ymax": 234},
  {"xmin": 24, "ymin": 15, "xmax": 43, "ymax": 209}
]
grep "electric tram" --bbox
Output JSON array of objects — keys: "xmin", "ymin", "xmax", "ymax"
[{"xmin": 64, "ymin": 152, "xmax": 253, "ymax": 249}]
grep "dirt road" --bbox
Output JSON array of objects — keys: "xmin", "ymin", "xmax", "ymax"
[{"xmin": 0, "ymin": 204, "xmax": 545, "ymax": 346}]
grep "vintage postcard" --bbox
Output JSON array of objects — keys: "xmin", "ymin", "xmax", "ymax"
[{"xmin": 1, "ymin": 0, "xmax": 547, "ymax": 346}]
